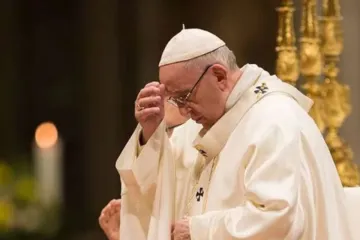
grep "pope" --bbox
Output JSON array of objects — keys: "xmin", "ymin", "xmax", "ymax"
[{"xmin": 115, "ymin": 27, "xmax": 352, "ymax": 240}]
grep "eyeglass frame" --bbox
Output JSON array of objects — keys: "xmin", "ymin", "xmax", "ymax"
[{"xmin": 167, "ymin": 64, "xmax": 214, "ymax": 108}]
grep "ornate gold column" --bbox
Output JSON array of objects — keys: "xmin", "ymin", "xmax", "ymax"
[
  {"xmin": 320, "ymin": 0, "xmax": 360, "ymax": 186},
  {"xmin": 299, "ymin": 0, "xmax": 326, "ymax": 133},
  {"xmin": 275, "ymin": 0, "xmax": 299, "ymax": 85}
]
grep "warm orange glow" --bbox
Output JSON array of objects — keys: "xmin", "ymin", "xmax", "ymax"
[{"xmin": 35, "ymin": 122, "xmax": 58, "ymax": 149}]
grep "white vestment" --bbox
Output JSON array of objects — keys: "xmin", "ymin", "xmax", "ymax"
[{"xmin": 116, "ymin": 64, "xmax": 353, "ymax": 239}]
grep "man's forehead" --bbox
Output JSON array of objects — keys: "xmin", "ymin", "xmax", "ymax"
[
  {"xmin": 159, "ymin": 63, "xmax": 183, "ymax": 78},
  {"xmin": 159, "ymin": 63, "xmax": 191, "ymax": 92},
  {"xmin": 163, "ymin": 81, "xmax": 187, "ymax": 95},
  {"xmin": 160, "ymin": 76, "xmax": 179, "ymax": 93}
]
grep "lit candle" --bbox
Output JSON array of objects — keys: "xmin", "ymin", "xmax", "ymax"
[{"xmin": 33, "ymin": 122, "xmax": 63, "ymax": 207}]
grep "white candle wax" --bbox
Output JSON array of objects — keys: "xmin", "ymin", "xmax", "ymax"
[{"xmin": 33, "ymin": 122, "xmax": 63, "ymax": 207}]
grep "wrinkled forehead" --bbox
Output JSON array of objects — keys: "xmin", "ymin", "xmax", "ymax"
[{"xmin": 159, "ymin": 62, "xmax": 195, "ymax": 94}]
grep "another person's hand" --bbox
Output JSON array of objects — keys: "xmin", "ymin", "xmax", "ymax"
[
  {"xmin": 135, "ymin": 81, "xmax": 165, "ymax": 144},
  {"xmin": 171, "ymin": 218, "xmax": 191, "ymax": 240},
  {"xmin": 99, "ymin": 199, "xmax": 121, "ymax": 240}
]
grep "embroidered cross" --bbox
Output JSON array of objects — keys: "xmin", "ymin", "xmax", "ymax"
[
  {"xmin": 196, "ymin": 187, "xmax": 204, "ymax": 202},
  {"xmin": 254, "ymin": 83, "xmax": 268, "ymax": 97}
]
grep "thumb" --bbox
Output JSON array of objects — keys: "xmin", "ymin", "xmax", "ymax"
[
  {"xmin": 159, "ymin": 84, "xmax": 166, "ymax": 116},
  {"xmin": 159, "ymin": 84, "xmax": 166, "ymax": 102},
  {"xmin": 159, "ymin": 83, "xmax": 165, "ymax": 94}
]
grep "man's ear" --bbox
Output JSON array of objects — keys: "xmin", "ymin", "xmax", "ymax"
[{"xmin": 211, "ymin": 64, "xmax": 228, "ymax": 90}]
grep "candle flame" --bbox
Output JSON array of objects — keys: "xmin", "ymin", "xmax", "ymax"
[{"xmin": 35, "ymin": 122, "xmax": 58, "ymax": 149}]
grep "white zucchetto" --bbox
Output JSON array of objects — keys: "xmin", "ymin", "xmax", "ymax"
[{"xmin": 159, "ymin": 28, "xmax": 226, "ymax": 67}]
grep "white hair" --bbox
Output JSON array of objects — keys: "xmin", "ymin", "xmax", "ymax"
[{"xmin": 184, "ymin": 45, "xmax": 238, "ymax": 71}]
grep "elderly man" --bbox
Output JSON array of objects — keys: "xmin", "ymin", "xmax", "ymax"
[{"xmin": 116, "ymin": 27, "xmax": 352, "ymax": 240}]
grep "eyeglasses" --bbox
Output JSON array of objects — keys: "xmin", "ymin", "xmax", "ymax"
[{"xmin": 167, "ymin": 64, "xmax": 213, "ymax": 108}]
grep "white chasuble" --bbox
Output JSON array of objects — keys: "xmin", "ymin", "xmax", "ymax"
[{"xmin": 116, "ymin": 64, "xmax": 353, "ymax": 240}]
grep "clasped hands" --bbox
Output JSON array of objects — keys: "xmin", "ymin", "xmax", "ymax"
[
  {"xmin": 171, "ymin": 217, "xmax": 191, "ymax": 240},
  {"xmin": 99, "ymin": 199, "xmax": 191, "ymax": 240}
]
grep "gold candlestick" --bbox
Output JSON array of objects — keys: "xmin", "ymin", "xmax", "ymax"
[
  {"xmin": 320, "ymin": 0, "xmax": 360, "ymax": 186},
  {"xmin": 275, "ymin": 0, "xmax": 299, "ymax": 85},
  {"xmin": 299, "ymin": 0, "xmax": 326, "ymax": 133}
]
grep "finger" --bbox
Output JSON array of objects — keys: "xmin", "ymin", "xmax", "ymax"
[
  {"xmin": 104, "ymin": 202, "xmax": 112, "ymax": 213},
  {"xmin": 137, "ymin": 86, "xmax": 161, "ymax": 99},
  {"xmin": 109, "ymin": 199, "xmax": 121, "ymax": 213},
  {"xmin": 109, "ymin": 200, "xmax": 121, "ymax": 214},
  {"xmin": 98, "ymin": 214, "xmax": 107, "ymax": 227},
  {"xmin": 99, "ymin": 219, "xmax": 107, "ymax": 229},
  {"xmin": 135, "ymin": 107, "xmax": 161, "ymax": 120},
  {"xmin": 159, "ymin": 84, "xmax": 165, "ymax": 111},
  {"xmin": 109, "ymin": 199, "xmax": 117, "ymax": 209},
  {"xmin": 115, "ymin": 199, "xmax": 121, "ymax": 205},
  {"xmin": 112, "ymin": 201, "xmax": 121, "ymax": 210},
  {"xmin": 114, "ymin": 204, "xmax": 121, "ymax": 213},
  {"xmin": 101, "ymin": 204, "xmax": 110, "ymax": 215},
  {"xmin": 114, "ymin": 210, "xmax": 120, "ymax": 220},
  {"xmin": 104, "ymin": 207, "xmax": 112, "ymax": 218},
  {"xmin": 110, "ymin": 202, "xmax": 119, "ymax": 216},
  {"xmin": 137, "ymin": 96, "xmax": 162, "ymax": 108},
  {"xmin": 113, "ymin": 200, "xmax": 121, "ymax": 209},
  {"xmin": 145, "ymin": 81, "xmax": 160, "ymax": 87},
  {"xmin": 102, "ymin": 214, "xmax": 110, "ymax": 223},
  {"xmin": 109, "ymin": 207, "xmax": 115, "ymax": 217},
  {"xmin": 100, "ymin": 208, "xmax": 106, "ymax": 215},
  {"xmin": 159, "ymin": 84, "xmax": 165, "ymax": 98},
  {"xmin": 99, "ymin": 220, "xmax": 106, "ymax": 229}
]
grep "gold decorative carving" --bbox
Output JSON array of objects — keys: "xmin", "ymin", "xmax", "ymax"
[
  {"xmin": 299, "ymin": 0, "xmax": 326, "ymax": 132},
  {"xmin": 275, "ymin": 0, "xmax": 299, "ymax": 85},
  {"xmin": 320, "ymin": 0, "xmax": 360, "ymax": 186},
  {"xmin": 275, "ymin": 0, "xmax": 360, "ymax": 186}
]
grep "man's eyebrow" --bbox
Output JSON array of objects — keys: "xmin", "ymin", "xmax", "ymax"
[{"xmin": 165, "ymin": 88, "xmax": 188, "ymax": 96}]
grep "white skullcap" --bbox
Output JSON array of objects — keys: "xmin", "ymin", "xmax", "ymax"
[{"xmin": 159, "ymin": 28, "xmax": 226, "ymax": 67}]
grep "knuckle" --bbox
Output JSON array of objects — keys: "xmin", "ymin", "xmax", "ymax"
[
  {"xmin": 146, "ymin": 81, "xmax": 158, "ymax": 87},
  {"xmin": 150, "ymin": 86, "xmax": 159, "ymax": 93}
]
